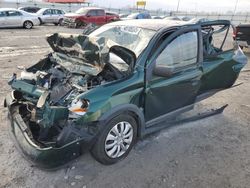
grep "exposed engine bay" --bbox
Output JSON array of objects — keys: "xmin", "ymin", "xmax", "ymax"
[{"xmin": 9, "ymin": 33, "xmax": 136, "ymax": 148}]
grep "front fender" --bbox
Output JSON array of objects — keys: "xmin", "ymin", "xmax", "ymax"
[{"xmin": 98, "ymin": 104, "xmax": 146, "ymax": 138}]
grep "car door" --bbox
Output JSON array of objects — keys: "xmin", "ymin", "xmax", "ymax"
[
  {"xmin": 0, "ymin": 11, "xmax": 7, "ymax": 27},
  {"xmin": 5, "ymin": 10, "xmax": 23, "ymax": 27},
  {"xmin": 42, "ymin": 9, "xmax": 52, "ymax": 23},
  {"xmin": 86, "ymin": 10, "xmax": 97, "ymax": 24},
  {"xmin": 96, "ymin": 9, "xmax": 105, "ymax": 24},
  {"xmin": 144, "ymin": 26, "xmax": 203, "ymax": 123},
  {"xmin": 51, "ymin": 9, "xmax": 60, "ymax": 23},
  {"xmin": 199, "ymin": 21, "xmax": 247, "ymax": 93}
]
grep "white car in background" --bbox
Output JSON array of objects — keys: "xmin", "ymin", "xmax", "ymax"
[
  {"xmin": 0, "ymin": 8, "xmax": 39, "ymax": 29},
  {"xmin": 36, "ymin": 8, "xmax": 65, "ymax": 25}
]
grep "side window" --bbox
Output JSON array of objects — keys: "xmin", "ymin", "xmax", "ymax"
[
  {"xmin": 87, "ymin": 10, "xmax": 97, "ymax": 16},
  {"xmin": 51, "ymin": 9, "xmax": 56, "ymax": 14},
  {"xmin": 155, "ymin": 31, "xmax": 198, "ymax": 70},
  {"xmin": 43, "ymin": 9, "xmax": 51, "ymax": 15},
  {"xmin": 202, "ymin": 24, "xmax": 234, "ymax": 57},
  {"xmin": 222, "ymin": 25, "xmax": 234, "ymax": 51},
  {"xmin": 54, "ymin": 9, "xmax": 62, "ymax": 15},
  {"xmin": 7, "ymin": 11, "xmax": 22, "ymax": 17},
  {"xmin": 0, "ymin": 11, "xmax": 7, "ymax": 17},
  {"xmin": 57, "ymin": 10, "xmax": 63, "ymax": 14},
  {"xmin": 96, "ymin": 10, "xmax": 105, "ymax": 16}
]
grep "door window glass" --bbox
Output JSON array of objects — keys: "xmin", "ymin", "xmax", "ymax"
[
  {"xmin": 56, "ymin": 10, "xmax": 63, "ymax": 14},
  {"xmin": 202, "ymin": 24, "xmax": 234, "ymax": 56},
  {"xmin": 7, "ymin": 11, "xmax": 22, "ymax": 17},
  {"xmin": 87, "ymin": 10, "xmax": 97, "ymax": 16},
  {"xmin": 43, "ymin": 9, "xmax": 51, "ymax": 15},
  {"xmin": 96, "ymin": 10, "xmax": 105, "ymax": 16},
  {"xmin": 0, "ymin": 11, "xmax": 7, "ymax": 17},
  {"xmin": 155, "ymin": 31, "xmax": 198, "ymax": 70},
  {"xmin": 51, "ymin": 9, "xmax": 56, "ymax": 15},
  {"xmin": 52, "ymin": 9, "xmax": 61, "ymax": 15}
]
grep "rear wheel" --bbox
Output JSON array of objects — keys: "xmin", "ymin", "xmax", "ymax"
[
  {"xmin": 58, "ymin": 18, "xmax": 63, "ymax": 26},
  {"xmin": 23, "ymin": 21, "xmax": 33, "ymax": 29},
  {"xmin": 91, "ymin": 114, "xmax": 137, "ymax": 165}
]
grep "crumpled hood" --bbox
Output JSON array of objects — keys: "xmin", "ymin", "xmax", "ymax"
[
  {"xmin": 47, "ymin": 33, "xmax": 136, "ymax": 76},
  {"xmin": 47, "ymin": 33, "xmax": 111, "ymax": 76}
]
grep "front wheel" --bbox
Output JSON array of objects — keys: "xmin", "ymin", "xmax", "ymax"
[
  {"xmin": 91, "ymin": 114, "xmax": 137, "ymax": 165},
  {"xmin": 23, "ymin": 21, "xmax": 33, "ymax": 29}
]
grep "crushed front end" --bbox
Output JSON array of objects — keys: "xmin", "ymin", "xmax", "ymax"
[
  {"xmin": 4, "ymin": 33, "xmax": 135, "ymax": 169},
  {"xmin": 4, "ymin": 60, "xmax": 97, "ymax": 169}
]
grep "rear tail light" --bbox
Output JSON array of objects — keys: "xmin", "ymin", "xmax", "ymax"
[{"xmin": 233, "ymin": 27, "xmax": 238, "ymax": 40}]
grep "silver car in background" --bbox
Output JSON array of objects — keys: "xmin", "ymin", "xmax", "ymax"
[
  {"xmin": 36, "ymin": 8, "xmax": 65, "ymax": 25},
  {"xmin": 0, "ymin": 8, "xmax": 39, "ymax": 29}
]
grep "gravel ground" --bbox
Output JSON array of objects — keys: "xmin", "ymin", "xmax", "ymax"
[{"xmin": 0, "ymin": 26, "xmax": 250, "ymax": 188}]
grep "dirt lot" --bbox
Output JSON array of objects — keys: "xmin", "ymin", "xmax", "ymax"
[{"xmin": 0, "ymin": 26, "xmax": 250, "ymax": 188}]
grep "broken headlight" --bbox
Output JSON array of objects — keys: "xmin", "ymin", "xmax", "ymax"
[{"xmin": 68, "ymin": 98, "xmax": 89, "ymax": 117}]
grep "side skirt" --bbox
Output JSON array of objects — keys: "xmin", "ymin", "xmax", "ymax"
[{"xmin": 143, "ymin": 104, "xmax": 228, "ymax": 137}]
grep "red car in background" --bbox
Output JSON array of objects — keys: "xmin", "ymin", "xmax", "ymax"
[{"xmin": 63, "ymin": 7, "xmax": 119, "ymax": 28}]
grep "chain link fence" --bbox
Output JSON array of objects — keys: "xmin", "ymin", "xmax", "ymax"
[{"xmin": 1, "ymin": 1, "xmax": 249, "ymax": 25}]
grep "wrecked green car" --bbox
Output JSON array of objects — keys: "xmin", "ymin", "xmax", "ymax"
[{"xmin": 4, "ymin": 20, "xmax": 247, "ymax": 169}]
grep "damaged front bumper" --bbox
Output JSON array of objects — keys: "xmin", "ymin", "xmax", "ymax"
[
  {"xmin": 62, "ymin": 18, "xmax": 77, "ymax": 28},
  {"xmin": 5, "ymin": 92, "xmax": 95, "ymax": 169}
]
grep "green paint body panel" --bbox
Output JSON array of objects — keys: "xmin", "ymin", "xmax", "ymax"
[
  {"xmin": 200, "ymin": 50, "xmax": 242, "ymax": 92},
  {"xmin": 11, "ymin": 80, "xmax": 44, "ymax": 98}
]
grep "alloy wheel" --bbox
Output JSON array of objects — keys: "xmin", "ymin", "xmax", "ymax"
[
  {"xmin": 24, "ymin": 21, "xmax": 32, "ymax": 29},
  {"xmin": 105, "ymin": 121, "xmax": 133, "ymax": 158}
]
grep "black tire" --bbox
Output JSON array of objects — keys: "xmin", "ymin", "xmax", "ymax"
[
  {"xmin": 58, "ymin": 18, "xmax": 63, "ymax": 26},
  {"xmin": 91, "ymin": 114, "xmax": 137, "ymax": 165},
  {"xmin": 75, "ymin": 20, "xmax": 86, "ymax": 28},
  {"xmin": 23, "ymin": 21, "xmax": 33, "ymax": 29}
]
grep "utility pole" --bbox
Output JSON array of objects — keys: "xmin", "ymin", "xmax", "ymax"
[
  {"xmin": 176, "ymin": 0, "xmax": 181, "ymax": 12},
  {"xmin": 232, "ymin": 0, "xmax": 239, "ymax": 22},
  {"xmin": 233, "ymin": 0, "xmax": 239, "ymax": 15}
]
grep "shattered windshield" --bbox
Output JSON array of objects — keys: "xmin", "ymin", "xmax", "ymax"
[{"xmin": 89, "ymin": 25, "xmax": 156, "ymax": 57}]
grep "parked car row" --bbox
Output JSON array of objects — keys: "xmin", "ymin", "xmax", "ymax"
[
  {"xmin": 0, "ymin": 8, "xmax": 40, "ymax": 29},
  {"xmin": 2, "ymin": 6, "xmax": 191, "ymax": 30},
  {"xmin": 0, "ymin": 7, "xmax": 65, "ymax": 28}
]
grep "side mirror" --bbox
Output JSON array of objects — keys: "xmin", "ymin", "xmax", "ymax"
[
  {"xmin": 86, "ymin": 14, "xmax": 90, "ymax": 17},
  {"xmin": 153, "ymin": 65, "xmax": 174, "ymax": 77}
]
